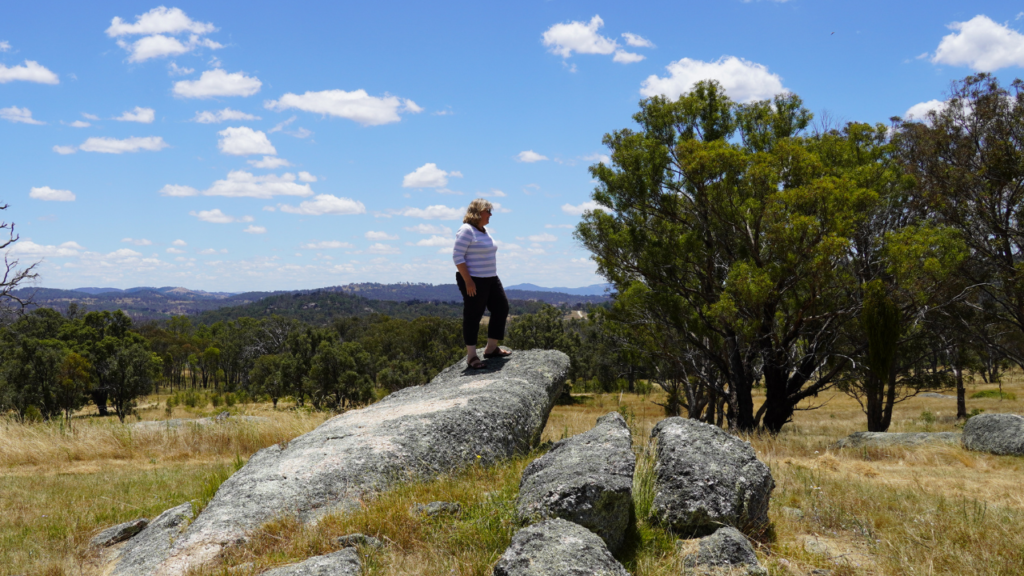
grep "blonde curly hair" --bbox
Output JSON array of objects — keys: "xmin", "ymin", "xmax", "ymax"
[{"xmin": 463, "ymin": 198, "xmax": 494, "ymax": 229}]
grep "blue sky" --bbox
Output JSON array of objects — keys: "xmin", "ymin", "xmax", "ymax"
[{"xmin": 2, "ymin": 1, "xmax": 1022, "ymax": 291}]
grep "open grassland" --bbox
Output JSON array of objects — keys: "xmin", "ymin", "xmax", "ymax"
[{"xmin": 2, "ymin": 377, "xmax": 1024, "ymax": 576}]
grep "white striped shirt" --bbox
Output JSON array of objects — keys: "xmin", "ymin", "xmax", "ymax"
[{"xmin": 452, "ymin": 223, "xmax": 498, "ymax": 277}]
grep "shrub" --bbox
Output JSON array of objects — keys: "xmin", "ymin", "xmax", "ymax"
[{"xmin": 970, "ymin": 389, "xmax": 1016, "ymax": 400}]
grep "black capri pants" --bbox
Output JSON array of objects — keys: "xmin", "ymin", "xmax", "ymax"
[{"xmin": 456, "ymin": 273, "xmax": 510, "ymax": 346}]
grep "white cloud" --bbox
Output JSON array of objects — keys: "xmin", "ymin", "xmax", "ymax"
[
  {"xmin": 546, "ymin": 224, "xmax": 574, "ymax": 229},
  {"xmin": 0, "ymin": 60, "xmax": 59, "ymax": 84},
  {"xmin": 613, "ymin": 51, "xmax": 645, "ymax": 63},
  {"xmin": 121, "ymin": 237, "xmax": 152, "ymax": 246},
  {"xmin": 402, "ymin": 162, "xmax": 461, "ymax": 188},
  {"xmin": 217, "ymin": 126, "xmax": 276, "ymax": 155},
  {"xmin": 622, "ymin": 32, "xmax": 654, "ymax": 48},
  {"xmin": 0, "ymin": 41, "xmax": 9, "ymax": 52},
  {"xmin": 298, "ymin": 171, "xmax": 317, "ymax": 182},
  {"xmin": 117, "ymin": 34, "xmax": 222, "ymax": 63},
  {"xmin": 200, "ymin": 171, "xmax": 313, "ymax": 198},
  {"xmin": 192, "ymin": 108, "xmax": 259, "ymax": 123},
  {"xmin": 198, "ymin": 248, "xmax": 218, "ymax": 255},
  {"xmin": 562, "ymin": 200, "xmax": 601, "ymax": 215},
  {"xmin": 244, "ymin": 225, "xmax": 266, "ymax": 234},
  {"xmin": 0, "ymin": 106, "xmax": 44, "ymax": 125},
  {"xmin": 52, "ymin": 145, "xmax": 77, "ymax": 155},
  {"xmin": 290, "ymin": 127, "xmax": 313, "ymax": 139},
  {"xmin": 248, "ymin": 156, "xmax": 292, "ymax": 169},
  {"xmin": 169, "ymin": 62, "xmax": 194, "ymax": 76},
  {"xmin": 69, "ymin": 120, "xmax": 90, "ymax": 128},
  {"xmin": 415, "ymin": 235, "xmax": 453, "ymax": 247},
  {"xmin": 397, "ymin": 205, "xmax": 463, "ymax": 220},
  {"xmin": 172, "ymin": 239, "xmax": 187, "ymax": 246},
  {"xmin": 481, "ymin": 189, "xmax": 507, "ymax": 198},
  {"xmin": 80, "ymin": 136, "xmax": 168, "ymax": 154},
  {"xmin": 367, "ymin": 243, "xmax": 400, "ymax": 255},
  {"xmin": 10, "ymin": 240, "xmax": 84, "ymax": 258},
  {"xmin": 269, "ymin": 115, "xmax": 295, "ymax": 133},
  {"xmin": 301, "ymin": 240, "xmax": 354, "ymax": 249},
  {"xmin": 173, "ymin": 69, "xmax": 262, "ymax": 98},
  {"xmin": 932, "ymin": 15, "xmax": 1024, "ymax": 71},
  {"xmin": 265, "ymin": 89, "xmax": 421, "ymax": 126},
  {"xmin": 29, "ymin": 186, "xmax": 75, "ymax": 202},
  {"xmin": 279, "ymin": 194, "xmax": 366, "ymax": 215},
  {"xmin": 106, "ymin": 7, "xmax": 216, "ymax": 37},
  {"xmin": 404, "ymin": 223, "xmax": 452, "ymax": 235},
  {"xmin": 640, "ymin": 56, "xmax": 787, "ymax": 103},
  {"xmin": 159, "ymin": 184, "xmax": 199, "ymax": 197},
  {"xmin": 189, "ymin": 209, "xmax": 253, "ymax": 224},
  {"xmin": 491, "ymin": 202, "xmax": 511, "ymax": 214},
  {"xmin": 166, "ymin": 247, "xmax": 185, "ymax": 254},
  {"xmin": 905, "ymin": 99, "xmax": 948, "ymax": 121},
  {"xmin": 581, "ymin": 153, "xmax": 611, "ymax": 164},
  {"xmin": 403, "ymin": 100, "xmax": 424, "ymax": 113},
  {"xmin": 365, "ymin": 231, "xmax": 397, "ymax": 241},
  {"xmin": 527, "ymin": 233, "xmax": 558, "ymax": 242},
  {"xmin": 517, "ymin": 150, "xmax": 548, "ymax": 163},
  {"xmin": 82, "ymin": 113, "xmax": 99, "ymax": 120},
  {"xmin": 115, "ymin": 106, "xmax": 155, "ymax": 123},
  {"xmin": 543, "ymin": 15, "xmax": 617, "ymax": 58}
]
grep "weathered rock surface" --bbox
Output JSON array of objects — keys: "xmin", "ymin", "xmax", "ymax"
[
  {"xmin": 832, "ymin": 431, "xmax": 961, "ymax": 449},
  {"xmin": 90, "ymin": 518, "xmax": 148, "ymax": 548},
  {"xmin": 493, "ymin": 518, "xmax": 629, "ymax": 576},
  {"xmin": 260, "ymin": 548, "xmax": 361, "ymax": 576},
  {"xmin": 516, "ymin": 411, "xmax": 635, "ymax": 551},
  {"xmin": 110, "ymin": 503, "xmax": 193, "ymax": 576},
  {"xmin": 410, "ymin": 501, "xmax": 461, "ymax": 517},
  {"xmin": 677, "ymin": 527, "xmax": 766, "ymax": 575},
  {"xmin": 650, "ymin": 418, "xmax": 773, "ymax": 537},
  {"xmin": 962, "ymin": 413, "xmax": 1024, "ymax": 455},
  {"xmin": 337, "ymin": 533, "xmax": 383, "ymax": 549},
  {"xmin": 146, "ymin": 350, "xmax": 568, "ymax": 576}
]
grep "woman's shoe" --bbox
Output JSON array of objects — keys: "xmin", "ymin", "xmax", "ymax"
[
  {"xmin": 467, "ymin": 356, "xmax": 488, "ymax": 369},
  {"xmin": 483, "ymin": 348, "xmax": 512, "ymax": 359}
]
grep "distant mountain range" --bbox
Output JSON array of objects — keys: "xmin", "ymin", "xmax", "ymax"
[{"xmin": 503, "ymin": 283, "xmax": 611, "ymax": 296}]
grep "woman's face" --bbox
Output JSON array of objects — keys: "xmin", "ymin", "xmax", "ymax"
[{"xmin": 480, "ymin": 209, "xmax": 491, "ymax": 227}]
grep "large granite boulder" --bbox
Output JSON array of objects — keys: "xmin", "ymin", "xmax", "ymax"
[
  {"xmin": 962, "ymin": 413, "xmax": 1024, "ymax": 455},
  {"xmin": 142, "ymin": 350, "xmax": 568, "ymax": 576},
  {"xmin": 261, "ymin": 548, "xmax": 361, "ymax": 576},
  {"xmin": 677, "ymin": 526, "xmax": 767, "ymax": 575},
  {"xmin": 110, "ymin": 503, "xmax": 193, "ymax": 576},
  {"xmin": 516, "ymin": 411, "xmax": 635, "ymax": 551},
  {"xmin": 832, "ymin": 431, "xmax": 961, "ymax": 449},
  {"xmin": 650, "ymin": 418, "xmax": 773, "ymax": 537},
  {"xmin": 493, "ymin": 518, "xmax": 629, "ymax": 576}
]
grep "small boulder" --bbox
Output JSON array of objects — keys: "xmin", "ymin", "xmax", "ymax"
[
  {"xmin": 337, "ymin": 533, "xmax": 383, "ymax": 549},
  {"xmin": 962, "ymin": 413, "xmax": 1024, "ymax": 455},
  {"xmin": 90, "ymin": 518, "xmax": 148, "ymax": 548},
  {"xmin": 110, "ymin": 502, "xmax": 193, "ymax": 576},
  {"xmin": 410, "ymin": 501, "xmax": 461, "ymax": 517},
  {"xmin": 516, "ymin": 411, "xmax": 635, "ymax": 551},
  {"xmin": 678, "ymin": 527, "xmax": 767, "ymax": 576},
  {"xmin": 832, "ymin": 431, "xmax": 961, "ymax": 449},
  {"xmin": 650, "ymin": 417, "xmax": 774, "ymax": 537},
  {"xmin": 260, "ymin": 548, "xmax": 361, "ymax": 576},
  {"xmin": 493, "ymin": 518, "xmax": 629, "ymax": 576}
]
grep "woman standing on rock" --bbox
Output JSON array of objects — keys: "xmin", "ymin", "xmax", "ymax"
[{"xmin": 453, "ymin": 198, "xmax": 511, "ymax": 369}]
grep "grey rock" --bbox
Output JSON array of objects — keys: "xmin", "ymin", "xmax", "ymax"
[
  {"xmin": 516, "ymin": 411, "xmax": 635, "ymax": 552},
  {"xmin": 260, "ymin": 548, "xmax": 361, "ymax": 576},
  {"xmin": 962, "ymin": 413, "xmax": 1024, "ymax": 455},
  {"xmin": 650, "ymin": 418, "xmax": 774, "ymax": 537},
  {"xmin": 337, "ymin": 533, "xmax": 383, "ymax": 549},
  {"xmin": 779, "ymin": 506, "xmax": 804, "ymax": 520},
  {"xmin": 832, "ymin": 431, "xmax": 961, "ymax": 449},
  {"xmin": 410, "ymin": 501, "xmax": 461, "ymax": 517},
  {"xmin": 130, "ymin": 415, "xmax": 269, "ymax": 431},
  {"xmin": 679, "ymin": 527, "xmax": 766, "ymax": 576},
  {"xmin": 110, "ymin": 503, "xmax": 193, "ymax": 576},
  {"xmin": 154, "ymin": 349, "xmax": 568, "ymax": 575},
  {"xmin": 493, "ymin": 518, "xmax": 629, "ymax": 576},
  {"xmin": 90, "ymin": 518, "xmax": 149, "ymax": 548}
]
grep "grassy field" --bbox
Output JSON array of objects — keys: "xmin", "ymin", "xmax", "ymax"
[{"xmin": 1, "ymin": 376, "xmax": 1023, "ymax": 576}]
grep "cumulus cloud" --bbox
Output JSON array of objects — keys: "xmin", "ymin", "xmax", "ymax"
[
  {"xmin": 265, "ymin": 89, "xmax": 422, "ymax": 126},
  {"xmin": 527, "ymin": 233, "xmax": 558, "ymax": 242},
  {"xmin": 905, "ymin": 99, "xmax": 948, "ymax": 121},
  {"xmin": 279, "ymin": 195, "xmax": 366, "ymax": 216},
  {"xmin": 121, "ymin": 237, "xmax": 152, "ymax": 246},
  {"xmin": 562, "ymin": 200, "xmax": 601, "ymax": 215},
  {"xmin": 404, "ymin": 223, "xmax": 452, "ymax": 235},
  {"xmin": 115, "ymin": 106, "xmax": 155, "ymax": 123},
  {"xmin": 415, "ymin": 235, "xmax": 453, "ymax": 247},
  {"xmin": 117, "ymin": 34, "xmax": 222, "ymax": 63},
  {"xmin": 244, "ymin": 225, "xmax": 266, "ymax": 234},
  {"xmin": 546, "ymin": 224, "xmax": 574, "ymax": 229},
  {"xmin": 397, "ymin": 205, "xmax": 463, "ymax": 220},
  {"xmin": 0, "ymin": 106, "xmax": 44, "ymax": 125},
  {"xmin": 173, "ymin": 69, "xmax": 262, "ymax": 98},
  {"xmin": 172, "ymin": 239, "xmax": 187, "ymax": 246},
  {"xmin": 581, "ymin": 152, "xmax": 611, "ymax": 164},
  {"xmin": 613, "ymin": 51, "xmax": 645, "ymax": 63},
  {"xmin": 159, "ymin": 184, "xmax": 199, "ymax": 197},
  {"xmin": 481, "ymin": 189, "xmax": 507, "ymax": 198},
  {"xmin": 29, "ymin": 186, "xmax": 75, "ymax": 201},
  {"xmin": 169, "ymin": 62, "xmax": 193, "ymax": 76},
  {"xmin": 0, "ymin": 60, "xmax": 59, "ymax": 84},
  {"xmin": 192, "ymin": 108, "xmax": 259, "ymax": 123},
  {"xmin": 402, "ymin": 162, "xmax": 462, "ymax": 188},
  {"xmin": 640, "ymin": 56, "xmax": 786, "ymax": 103},
  {"xmin": 69, "ymin": 120, "xmax": 90, "ymax": 128},
  {"xmin": 217, "ymin": 126, "xmax": 276, "ymax": 155},
  {"xmin": 82, "ymin": 113, "xmax": 99, "ymax": 120},
  {"xmin": 365, "ymin": 231, "xmax": 398, "ymax": 241},
  {"xmin": 367, "ymin": 243, "xmax": 400, "ymax": 255},
  {"xmin": 53, "ymin": 145, "xmax": 77, "ymax": 155},
  {"xmin": 166, "ymin": 247, "xmax": 185, "ymax": 254},
  {"xmin": 198, "ymin": 171, "xmax": 313, "ymax": 199},
  {"xmin": 541, "ymin": 15, "xmax": 644, "ymax": 65},
  {"xmin": 298, "ymin": 171, "xmax": 317, "ymax": 182},
  {"xmin": 9, "ymin": 240, "xmax": 84, "ymax": 258},
  {"xmin": 932, "ymin": 15, "xmax": 1024, "ymax": 71},
  {"xmin": 80, "ymin": 136, "xmax": 168, "ymax": 154},
  {"xmin": 189, "ymin": 208, "xmax": 253, "ymax": 223},
  {"xmin": 301, "ymin": 240, "xmax": 354, "ymax": 249},
  {"xmin": 248, "ymin": 156, "xmax": 292, "ymax": 169},
  {"xmin": 622, "ymin": 32, "xmax": 654, "ymax": 48},
  {"xmin": 517, "ymin": 150, "xmax": 548, "ymax": 163},
  {"xmin": 107, "ymin": 7, "xmax": 221, "ymax": 62},
  {"xmin": 0, "ymin": 41, "xmax": 9, "ymax": 52}
]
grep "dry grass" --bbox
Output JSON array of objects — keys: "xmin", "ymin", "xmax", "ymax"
[{"xmin": 3, "ymin": 375, "xmax": 1024, "ymax": 576}]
